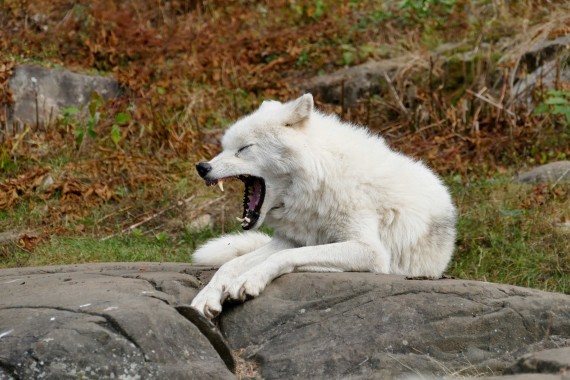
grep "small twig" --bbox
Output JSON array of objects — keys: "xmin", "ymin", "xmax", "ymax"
[
  {"xmin": 466, "ymin": 88, "xmax": 516, "ymax": 116},
  {"xmin": 391, "ymin": 119, "xmax": 445, "ymax": 144},
  {"xmin": 95, "ymin": 205, "xmax": 136, "ymax": 224},
  {"xmin": 383, "ymin": 72, "xmax": 409, "ymax": 118},
  {"xmin": 386, "ymin": 354, "xmax": 422, "ymax": 377},
  {"xmin": 101, "ymin": 195, "xmax": 198, "ymax": 241},
  {"xmin": 184, "ymin": 194, "xmax": 228, "ymax": 221},
  {"xmin": 10, "ymin": 240, "xmax": 32, "ymax": 255},
  {"xmin": 550, "ymin": 168, "xmax": 570, "ymax": 190},
  {"xmin": 10, "ymin": 126, "xmax": 31, "ymax": 154}
]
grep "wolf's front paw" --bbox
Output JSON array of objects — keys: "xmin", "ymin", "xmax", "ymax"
[
  {"xmin": 190, "ymin": 287, "xmax": 223, "ymax": 319},
  {"xmin": 228, "ymin": 271, "xmax": 270, "ymax": 300}
]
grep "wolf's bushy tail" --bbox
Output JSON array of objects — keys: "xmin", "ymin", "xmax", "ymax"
[{"xmin": 191, "ymin": 231, "xmax": 272, "ymax": 266}]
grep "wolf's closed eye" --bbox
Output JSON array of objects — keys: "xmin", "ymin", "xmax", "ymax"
[{"xmin": 236, "ymin": 144, "xmax": 254, "ymax": 156}]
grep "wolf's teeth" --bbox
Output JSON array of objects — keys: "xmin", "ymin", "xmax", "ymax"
[
  {"xmin": 218, "ymin": 180, "xmax": 224, "ymax": 192},
  {"xmin": 236, "ymin": 216, "xmax": 251, "ymax": 224}
]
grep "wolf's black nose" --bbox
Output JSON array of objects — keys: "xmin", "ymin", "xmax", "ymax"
[{"xmin": 196, "ymin": 162, "xmax": 212, "ymax": 178}]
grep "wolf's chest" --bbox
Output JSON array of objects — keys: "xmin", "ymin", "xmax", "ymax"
[{"xmin": 265, "ymin": 196, "xmax": 346, "ymax": 246}]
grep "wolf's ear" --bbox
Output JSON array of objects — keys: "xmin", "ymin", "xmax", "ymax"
[
  {"xmin": 285, "ymin": 93, "xmax": 313, "ymax": 127},
  {"xmin": 260, "ymin": 99, "xmax": 280, "ymax": 110}
]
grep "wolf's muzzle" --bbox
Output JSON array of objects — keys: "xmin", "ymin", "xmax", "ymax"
[{"xmin": 196, "ymin": 162, "xmax": 212, "ymax": 178}]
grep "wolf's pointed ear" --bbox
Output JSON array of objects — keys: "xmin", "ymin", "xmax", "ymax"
[
  {"xmin": 285, "ymin": 93, "xmax": 313, "ymax": 127},
  {"xmin": 260, "ymin": 99, "xmax": 280, "ymax": 110}
]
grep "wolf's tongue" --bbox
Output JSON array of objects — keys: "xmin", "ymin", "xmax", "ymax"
[
  {"xmin": 239, "ymin": 175, "xmax": 265, "ymax": 230},
  {"xmin": 247, "ymin": 180, "xmax": 262, "ymax": 210}
]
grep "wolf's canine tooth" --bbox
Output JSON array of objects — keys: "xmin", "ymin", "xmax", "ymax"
[{"xmin": 218, "ymin": 180, "xmax": 224, "ymax": 192}]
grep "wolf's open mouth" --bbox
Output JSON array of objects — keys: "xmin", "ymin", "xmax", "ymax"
[{"xmin": 205, "ymin": 175, "xmax": 265, "ymax": 230}]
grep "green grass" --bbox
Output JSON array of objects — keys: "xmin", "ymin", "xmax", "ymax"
[
  {"xmin": 0, "ymin": 229, "xmax": 226, "ymax": 268},
  {"xmin": 449, "ymin": 174, "xmax": 570, "ymax": 294},
  {"xmin": 1, "ymin": 234, "xmax": 193, "ymax": 268}
]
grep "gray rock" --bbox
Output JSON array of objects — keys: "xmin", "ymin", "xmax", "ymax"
[
  {"xmin": 300, "ymin": 58, "xmax": 405, "ymax": 106},
  {"xmin": 515, "ymin": 161, "xmax": 570, "ymax": 184},
  {"xmin": 519, "ymin": 34, "xmax": 570, "ymax": 74},
  {"xmin": 508, "ymin": 34, "xmax": 570, "ymax": 107},
  {"xmin": 511, "ymin": 59, "xmax": 570, "ymax": 108},
  {"xmin": 0, "ymin": 263, "xmax": 233, "ymax": 379},
  {"xmin": 6, "ymin": 65, "xmax": 121, "ymax": 130},
  {"xmin": 2, "ymin": 263, "xmax": 570, "ymax": 380},
  {"xmin": 219, "ymin": 273, "xmax": 570, "ymax": 379}
]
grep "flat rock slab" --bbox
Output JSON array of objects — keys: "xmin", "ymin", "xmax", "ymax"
[
  {"xmin": 300, "ymin": 58, "xmax": 406, "ymax": 106},
  {"xmin": 7, "ymin": 65, "xmax": 121, "ymax": 128},
  {"xmin": 515, "ymin": 161, "xmax": 570, "ymax": 184},
  {"xmin": 220, "ymin": 273, "xmax": 570, "ymax": 379},
  {"xmin": 0, "ymin": 263, "xmax": 232, "ymax": 380},
  {"xmin": 2, "ymin": 264, "xmax": 570, "ymax": 380}
]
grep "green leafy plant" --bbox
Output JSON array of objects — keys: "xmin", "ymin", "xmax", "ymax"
[
  {"xmin": 63, "ymin": 92, "xmax": 103, "ymax": 149},
  {"xmin": 58, "ymin": 93, "xmax": 132, "ymax": 150},
  {"xmin": 60, "ymin": 105, "xmax": 80, "ymax": 125},
  {"xmin": 290, "ymin": 0, "xmax": 327, "ymax": 21},
  {"xmin": 398, "ymin": 0, "xmax": 456, "ymax": 20},
  {"xmin": 155, "ymin": 231, "xmax": 169, "ymax": 243},
  {"xmin": 296, "ymin": 48, "xmax": 313, "ymax": 67},
  {"xmin": 110, "ymin": 112, "xmax": 131, "ymax": 146},
  {"xmin": 534, "ymin": 90, "xmax": 570, "ymax": 126},
  {"xmin": 338, "ymin": 44, "xmax": 358, "ymax": 66},
  {"xmin": 0, "ymin": 147, "xmax": 11, "ymax": 171}
]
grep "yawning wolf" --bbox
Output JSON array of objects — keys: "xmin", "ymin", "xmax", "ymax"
[{"xmin": 191, "ymin": 93, "xmax": 456, "ymax": 319}]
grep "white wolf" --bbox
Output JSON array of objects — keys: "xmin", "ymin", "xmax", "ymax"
[{"xmin": 191, "ymin": 93, "xmax": 456, "ymax": 318}]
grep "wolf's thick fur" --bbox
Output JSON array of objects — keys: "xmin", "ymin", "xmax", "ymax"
[{"xmin": 191, "ymin": 94, "xmax": 456, "ymax": 318}]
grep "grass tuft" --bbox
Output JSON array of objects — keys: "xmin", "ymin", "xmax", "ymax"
[{"xmin": 449, "ymin": 174, "xmax": 570, "ymax": 294}]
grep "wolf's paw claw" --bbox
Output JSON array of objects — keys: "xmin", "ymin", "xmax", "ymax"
[
  {"xmin": 238, "ymin": 286, "xmax": 247, "ymax": 301},
  {"xmin": 244, "ymin": 281, "xmax": 263, "ymax": 297},
  {"xmin": 228, "ymin": 275, "xmax": 266, "ymax": 300},
  {"xmin": 190, "ymin": 301, "xmax": 221, "ymax": 319},
  {"xmin": 190, "ymin": 287, "xmax": 223, "ymax": 319},
  {"xmin": 204, "ymin": 305, "xmax": 221, "ymax": 319},
  {"xmin": 227, "ymin": 282, "xmax": 245, "ymax": 301}
]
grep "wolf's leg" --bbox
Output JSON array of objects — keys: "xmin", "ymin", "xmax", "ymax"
[
  {"xmin": 226, "ymin": 239, "xmax": 391, "ymax": 301},
  {"xmin": 191, "ymin": 231, "xmax": 272, "ymax": 266},
  {"xmin": 190, "ymin": 236, "xmax": 294, "ymax": 318}
]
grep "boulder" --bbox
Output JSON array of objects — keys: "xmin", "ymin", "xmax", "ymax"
[
  {"xmin": 2, "ymin": 263, "xmax": 570, "ymax": 379},
  {"xmin": 220, "ymin": 273, "xmax": 570, "ymax": 379},
  {"xmin": 300, "ymin": 57, "xmax": 406, "ymax": 106},
  {"xmin": 503, "ymin": 32, "xmax": 570, "ymax": 107},
  {"xmin": 515, "ymin": 161, "xmax": 570, "ymax": 184},
  {"xmin": 518, "ymin": 34, "xmax": 570, "ymax": 76},
  {"xmin": 6, "ymin": 65, "xmax": 121, "ymax": 130},
  {"xmin": 0, "ymin": 263, "xmax": 233, "ymax": 379}
]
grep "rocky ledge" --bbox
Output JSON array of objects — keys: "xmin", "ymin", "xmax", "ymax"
[{"xmin": 1, "ymin": 263, "xmax": 569, "ymax": 379}]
